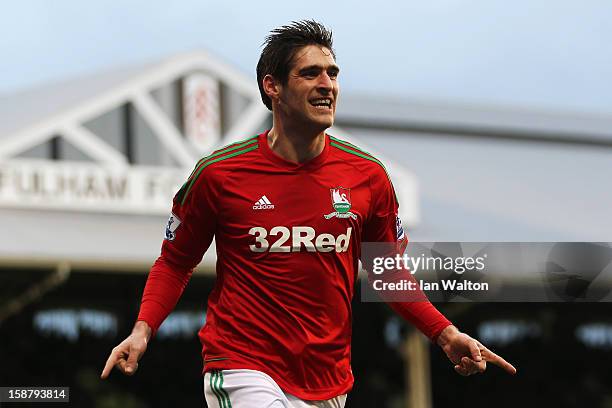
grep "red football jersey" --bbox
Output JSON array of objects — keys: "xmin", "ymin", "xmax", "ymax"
[{"xmin": 138, "ymin": 131, "xmax": 451, "ymax": 400}]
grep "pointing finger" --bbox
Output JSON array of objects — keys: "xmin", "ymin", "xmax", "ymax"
[
  {"xmin": 101, "ymin": 351, "xmax": 120, "ymax": 379},
  {"xmin": 482, "ymin": 348, "xmax": 517, "ymax": 375}
]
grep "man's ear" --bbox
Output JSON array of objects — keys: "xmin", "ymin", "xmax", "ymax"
[{"xmin": 263, "ymin": 74, "xmax": 281, "ymax": 103}]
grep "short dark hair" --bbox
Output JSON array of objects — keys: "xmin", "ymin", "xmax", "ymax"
[{"xmin": 256, "ymin": 20, "xmax": 335, "ymax": 111}]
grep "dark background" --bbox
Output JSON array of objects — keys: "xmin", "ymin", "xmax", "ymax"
[{"xmin": 1, "ymin": 268, "xmax": 611, "ymax": 407}]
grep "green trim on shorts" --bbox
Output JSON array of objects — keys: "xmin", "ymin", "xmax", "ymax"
[
  {"xmin": 211, "ymin": 370, "xmax": 232, "ymax": 408},
  {"xmin": 210, "ymin": 370, "xmax": 225, "ymax": 408}
]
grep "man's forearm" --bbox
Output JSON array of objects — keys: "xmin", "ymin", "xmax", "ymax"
[
  {"xmin": 137, "ymin": 256, "xmax": 194, "ymax": 335},
  {"xmin": 365, "ymin": 252, "xmax": 452, "ymax": 341},
  {"xmin": 388, "ymin": 301, "xmax": 452, "ymax": 342}
]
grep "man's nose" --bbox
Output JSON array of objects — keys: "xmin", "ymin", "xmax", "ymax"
[{"xmin": 317, "ymin": 72, "xmax": 333, "ymax": 91}]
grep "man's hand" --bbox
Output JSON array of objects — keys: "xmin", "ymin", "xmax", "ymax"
[
  {"xmin": 100, "ymin": 320, "xmax": 152, "ymax": 379},
  {"xmin": 436, "ymin": 325, "xmax": 517, "ymax": 376}
]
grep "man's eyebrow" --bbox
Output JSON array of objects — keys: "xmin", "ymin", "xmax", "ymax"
[{"xmin": 298, "ymin": 64, "xmax": 340, "ymax": 74}]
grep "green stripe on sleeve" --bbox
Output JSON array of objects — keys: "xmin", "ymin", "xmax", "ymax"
[
  {"xmin": 192, "ymin": 136, "xmax": 259, "ymax": 175},
  {"xmin": 329, "ymin": 135, "xmax": 378, "ymax": 158},
  {"xmin": 330, "ymin": 142, "xmax": 389, "ymax": 177},
  {"xmin": 175, "ymin": 135, "xmax": 259, "ymax": 203},
  {"xmin": 178, "ymin": 144, "xmax": 259, "ymax": 206}
]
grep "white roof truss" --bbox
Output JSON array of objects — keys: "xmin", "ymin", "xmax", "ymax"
[{"xmin": 0, "ymin": 51, "xmax": 270, "ymax": 166}]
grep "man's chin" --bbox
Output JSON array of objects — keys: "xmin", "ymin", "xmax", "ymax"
[
  {"xmin": 311, "ymin": 115, "xmax": 334, "ymax": 131},
  {"xmin": 314, "ymin": 122, "xmax": 333, "ymax": 134},
  {"xmin": 297, "ymin": 112, "xmax": 334, "ymax": 133}
]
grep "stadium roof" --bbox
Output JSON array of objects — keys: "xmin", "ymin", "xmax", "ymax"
[
  {"xmin": 336, "ymin": 94, "xmax": 612, "ymax": 146},
  {"xmin": 0, "ymin": 50, "xmax": 267, "ymax": 138},
  {"xmin": 0, "ymin": 62, "xmax": 151, "ymax": 138},
  {"xmin": 3, "ymin": 53, "xmax": 611, "ymax": 145}
]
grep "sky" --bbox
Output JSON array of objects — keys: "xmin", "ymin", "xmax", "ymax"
[{"xmin": 1, "ymin": 0, "xmax": 611, "ymax": 115}]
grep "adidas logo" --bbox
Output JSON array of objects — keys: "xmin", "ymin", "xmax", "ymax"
[{"xmin": 253, "ymin": 195, "xmax": 275, "ymax": 210}]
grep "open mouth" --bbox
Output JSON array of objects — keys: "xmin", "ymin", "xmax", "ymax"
[{"xmin": 309, "ymin": 98, "xmax": 332, "ymax": 109}]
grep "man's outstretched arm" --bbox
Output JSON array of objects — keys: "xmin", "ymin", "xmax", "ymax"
[
  {"xmin": 380, "ymin": 273, "xmax": 517, "ymax": 376},
  {"xmin": 100, "ymin": 163, "xmax": 219, "ymax": 379},
  {"xmin": 363, "ymin": 170, "xmax": 516, "ymax": 377},
  {"xmin": 377, "ymin": 263, "xmax": 517, "ymax": 376}
]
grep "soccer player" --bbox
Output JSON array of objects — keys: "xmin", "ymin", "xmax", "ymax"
[{"xmin": 101, "ymin": 20, "xmax": 516, "ymax": 407}]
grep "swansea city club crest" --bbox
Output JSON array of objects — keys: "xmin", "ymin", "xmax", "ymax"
[{"xmin": 324, "ymin": 187, "xmax": 357, "ymax": 220}]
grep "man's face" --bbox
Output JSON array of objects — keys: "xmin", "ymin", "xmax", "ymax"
[{"xmin": 277, "ymin": 45, "xmax": 339, "ymax": 131}]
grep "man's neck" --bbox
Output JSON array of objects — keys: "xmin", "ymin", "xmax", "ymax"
[{"xmin": 267, "ymin": 122, "xmax": 327, "ymax": 164}]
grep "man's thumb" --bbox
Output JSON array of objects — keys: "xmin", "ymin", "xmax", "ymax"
[
  {"xmin": 125, "ymin": 347, "xmax": 140, "ymax": 373},
  {"xmin": 469, "ymin": 340, "xmax": 482, "ymax": 362}
]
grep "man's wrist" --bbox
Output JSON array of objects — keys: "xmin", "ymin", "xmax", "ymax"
[
  {"xmin": 436, "ymin": 324, "xmax": 460, "ymax": 347},
  {"xmin": 132, "ymin": 320, "xmax": 153, "ymax": 342}
]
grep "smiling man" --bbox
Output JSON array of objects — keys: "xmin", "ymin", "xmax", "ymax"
[{"xmin": 101, "ymin": 20, "xmax": 516, "ymax": 407}]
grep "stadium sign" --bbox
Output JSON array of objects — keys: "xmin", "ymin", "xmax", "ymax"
[{"xmin": 0, "ymin": 160, "xmax": 185, "ymax": 214}]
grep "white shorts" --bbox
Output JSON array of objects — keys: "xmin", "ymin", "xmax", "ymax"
[{"xmin": 203, "ymin": 369, "xmax": 347, "ymax": 408}]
